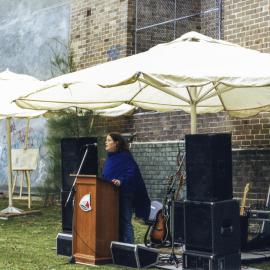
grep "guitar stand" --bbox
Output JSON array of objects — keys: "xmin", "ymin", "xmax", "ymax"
[{"xmin": 165, "ymin": 188, "xmax": 181, "ymax": 268}]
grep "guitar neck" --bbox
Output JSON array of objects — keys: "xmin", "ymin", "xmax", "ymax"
[{"xmin": 240, "ymin": 183, "xmax": 250, "ymax": 216}]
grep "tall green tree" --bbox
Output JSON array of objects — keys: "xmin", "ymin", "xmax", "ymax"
[
  {"xmin": 40, "ymin": 111, "xmax": 97, "ymax": 204},
  {"xmin": 40, "ymin": 39, "xmax": 103, "ymax": 204}
]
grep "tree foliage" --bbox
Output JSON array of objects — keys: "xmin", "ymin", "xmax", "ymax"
[
  {"xmin": 39, "ymin": 111, "xmax": 97, "ymax": 204},
  {"xmin": 40, "ymin": 39, "xmax": 94, "ymax": 204}
]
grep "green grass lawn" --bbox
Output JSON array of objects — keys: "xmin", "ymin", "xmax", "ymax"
[
  {"xmin": 0, "ymin": 198, "xmax": 152, "ymax": 270},
  {"xmin": 0, "ymin": 198, "xmax": 269, "ymax": 270}
]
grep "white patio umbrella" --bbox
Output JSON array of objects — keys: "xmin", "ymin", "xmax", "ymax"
[
  {"xmin": 0, "ymin": 69, "xmax": 46, "ymax": 213},
  {"xmin": 0, "ymin": 70, "xmax": 135, "ymax": 214},
  {"xmin": 15, "ymin": 32, "xmax": 270, "ymax": 133}
]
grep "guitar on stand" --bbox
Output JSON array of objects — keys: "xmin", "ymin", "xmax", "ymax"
[
  {"xmin": 166, "ymin": 151, "xmax": 186, "ymax": 267},
  {"xmin": 144, "ymin": 149, "xmax": 186, "ymax": 268},
  {"xmin": 149, "ymin": 175, "xmax": 173, "ymax": 245}
]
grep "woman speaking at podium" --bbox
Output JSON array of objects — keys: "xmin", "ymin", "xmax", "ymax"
[{"xmin": 103, "ymin": 132, "xmax": 150, "ymax": 244}]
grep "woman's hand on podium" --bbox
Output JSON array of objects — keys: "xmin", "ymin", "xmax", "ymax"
[{"xmin": 112, "ymin": 179, "xmax": 121, "ymax": 187}]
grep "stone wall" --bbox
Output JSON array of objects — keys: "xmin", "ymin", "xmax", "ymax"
[
  {"xmin": 0, "ymin": 0, "xmax": 70, "ymax": 188},
  {"xmin": 0, "ymin": 0, "xmax": 70, "ymax": 80}
]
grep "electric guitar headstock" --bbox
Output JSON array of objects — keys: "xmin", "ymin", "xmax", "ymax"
[{"xmin": 240, "ymin": 183, "xmax": 250, "ymax": 216}]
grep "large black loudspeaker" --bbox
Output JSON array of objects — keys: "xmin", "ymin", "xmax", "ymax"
[
  {"xmin": 184, "ymin": 200, "xmax": 240, "ymax": 255},
  {"xmin": 183, "ymin": 250, "xmax": 241, "ymax": 270},
  {"xmin": 111, "ymin": 241, "xmax": 159, "ymax": 268},
  {"xmin": 61, "ymin": 190, "xmax": 73, "ymax": 232},
  {"xmin": 185, "ymin": 133, "xmax": 232, "ymax": 201},
  {"xmin": 61, "ymin": 137, "xmax": 98, "ymax": 191}
]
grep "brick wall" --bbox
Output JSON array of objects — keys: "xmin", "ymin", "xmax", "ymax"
[
  {"xmin": 128, "ymin": 111, "xmax": 270, "ymax": 149},
  {"xmin": 233, "ymin": 150, "xmax": 270, "ymax": 203},
  {"xmin": 223, "ymin": 0, "xmax": 270, "ymax": 53},
  {"xmin": 70, "ymin": 0, "xmax": 135, "ymax": 69},
  {"xmin": 131, "ymin": 141, "xmax": 185, "ymax": 200}
]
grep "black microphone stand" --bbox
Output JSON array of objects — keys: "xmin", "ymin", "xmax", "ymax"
[
  {"xmin": 164, "ymin": 152, "xmax": 186, "ymax": 268},
  {"xmin": 65, "ymin": 145, "xmax": 92, "ymax": 207},
  {"xmin": 166, "ymin": 178, "xmax": 180, "ymax": 267}
]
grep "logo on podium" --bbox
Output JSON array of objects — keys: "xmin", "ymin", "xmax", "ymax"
[{"xmin": 79, "ymin": 194, "xmax": 92, "ymax": 212}]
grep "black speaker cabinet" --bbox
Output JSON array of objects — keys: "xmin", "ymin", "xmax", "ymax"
[
  {"xmin": 184, "ymin": 200, "xmax": 240, "ymax": 254},
  {"xmin": 240, "ymin": 215, "xmax": 249, "ymax": 250},
  {"xmin": 56, "ymin": 232, "xmax": 72, "ymax": 257},
  {"xmin": 111, "ymin": 241, "xmax": 159, "ymax": 268},
  {"xmin": 183, "ymin": 250, "xmax": 241, "ymax": 270},
  {"xmin": 61, "ymin": 190, "xmax": 73, "ymax": 232},
  {"xmin": 168, "ymin": 201, "xmax": 185, "ymax": 244},
  {"xmin": 185, "ymin": 133, "xmax": 232, "ymax": 201},
  {"xmin": 61, "ymin": 137, "xmax": 98, "ymax": 191}
]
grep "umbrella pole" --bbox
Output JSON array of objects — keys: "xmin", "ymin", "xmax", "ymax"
[
  {"xmin": 6, "ymin": 118, "xmax": 12, "ymax": 208},
  {"xmin": 24, "ymin": 118, "xmax": 30, "ymax": 149},
  {"xmin": 1, "ymin": 118, "xmax": 22, "ymax": 214},
  {"xmin": 190, "ymin": 103, "xmax": 197, "ymax": 134}
]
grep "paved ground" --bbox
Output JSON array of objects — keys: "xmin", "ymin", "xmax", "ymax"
[{"xmin": 154, "ymin": 247, "xmax": 268, "ymax": 270}]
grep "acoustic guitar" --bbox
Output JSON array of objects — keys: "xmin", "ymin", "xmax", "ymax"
[
  {"xmin": 149, "ymin": 152, "xmax": 186, "ymax": 244},
  {"xmin": 149, "ymin": 176, "xmax": 172, "ymax": 244}
]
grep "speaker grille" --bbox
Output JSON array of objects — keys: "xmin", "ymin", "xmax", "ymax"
[
  {"xmin": 111, "ymin": 243, "xmax": 138, "ymax": 268},
  {"xmin": 185, "ymin": 202, "xmax": 212, "ymax": 249},
  {"xmin": 56, "ymin": 233, "xmax": 72, "ymax": 257},
  {"xmin": 184, "ymin": 200, "xmax": 240, "ymax": 254},
  {"xmin": 111, "ymin": 242, "xmax": 159, "ymax": 268},
  {"xmin": 167, "ymin": 201, "xmax": 185, "ymax": 244},
  {"xmin": 61, "ymin": 137, "xmax": 98, "ymax": 191},
  {"xmin": 185, "ymin": 133, "xmax": 232, "ymax": 201},
  {"xmin": 137, "ymin": 246, "xmax": 158, "ymax": 268},
  {"xmin": 183, "ymin": 251, "xmax": 241, "ymax": 270},
  {"xmin": 61, "ymin": 190, "xmax": 73, "ymax": 232}
]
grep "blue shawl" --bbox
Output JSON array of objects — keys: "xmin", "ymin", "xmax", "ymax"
[{"xmin": 102, "ymin": 150, "xmax": 150, "ymax": 221}]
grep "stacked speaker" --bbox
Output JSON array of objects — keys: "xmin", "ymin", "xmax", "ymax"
[
  {"xmin": 57, "ymin": 137, "xmax": 98, "ymax": 257},
  {"xmin": 183, "ymin": 134, "xmax": 241, "ymax": 270}
]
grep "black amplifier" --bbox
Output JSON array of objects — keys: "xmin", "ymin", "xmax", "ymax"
[
  {"xmin": 183, "ymin": 250, "xmax": 241, "ymax": 270},
  {"xmin": 249, "ymin": 210, "xmax": 270, "ymax": 221}
]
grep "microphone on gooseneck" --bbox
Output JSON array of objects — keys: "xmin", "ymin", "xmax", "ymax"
[{"xmin": 84, "ymin": 143, "xmax": 98, "ymax": 147}]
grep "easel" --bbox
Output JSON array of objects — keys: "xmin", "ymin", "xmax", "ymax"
[
  {"xmin": 12, "ymin": 169, "xmax": 32, "ymax": 209},
  {"xmin": 11, "ymin": 120, "xmax": 38, "ymax": 209}
]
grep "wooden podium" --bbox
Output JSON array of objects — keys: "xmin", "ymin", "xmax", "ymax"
[{"xmin": 72, "ymin": 175, "xmax": 119, "ymax": 265}]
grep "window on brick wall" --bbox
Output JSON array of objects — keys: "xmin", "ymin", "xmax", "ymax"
[{"xmin": 135, "ymin": 0, "xmax": 222, "ymax": 53}]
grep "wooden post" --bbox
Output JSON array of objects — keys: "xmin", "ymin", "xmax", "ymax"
[{"xmin": 25, "ymin": 171, "xmax": 31, "ymax": 209}]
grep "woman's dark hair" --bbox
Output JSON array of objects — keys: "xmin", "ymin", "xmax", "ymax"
[{"xmin": 108, "ymin": 132, "xmax": 130, "ymax": 152}]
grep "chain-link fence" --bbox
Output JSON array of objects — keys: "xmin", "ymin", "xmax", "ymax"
[{"xmin": 135, "ymin": 0, "xmax": 221, "ymax": 53}]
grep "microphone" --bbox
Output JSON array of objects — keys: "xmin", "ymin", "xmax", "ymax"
[
  {"xmin": 122, "ymin": 132, "xmax": 137, "ymax": 143},
  {"xmin": 84, "ymin": 143, "xmax": 98, "ymax": 147},
  {"xmin": 128, "ymin": 132, "xmax": 137, "ymax": 143}
]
